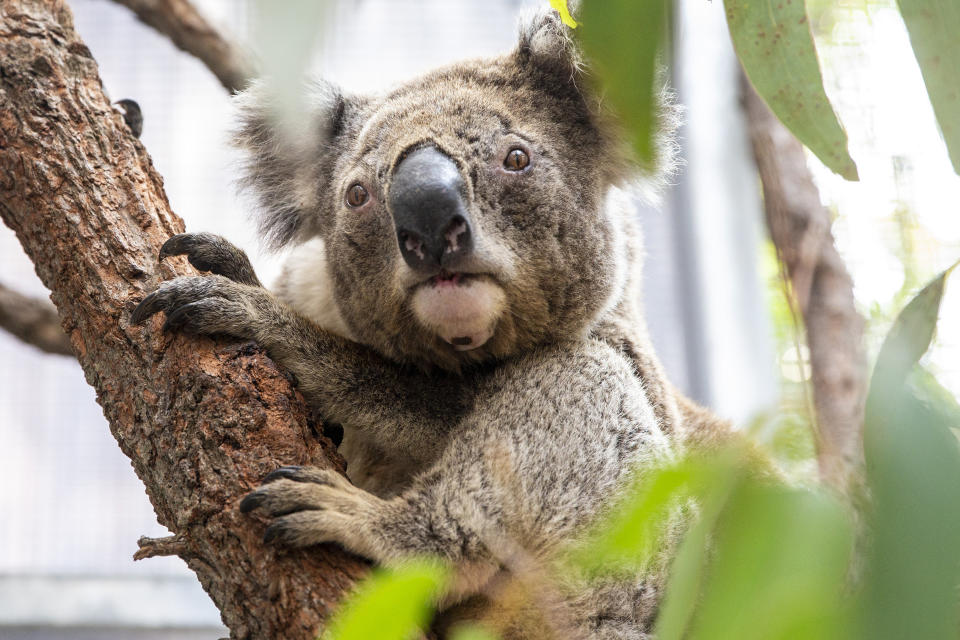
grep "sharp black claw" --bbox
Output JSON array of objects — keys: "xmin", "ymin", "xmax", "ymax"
[
  {"xmin": 162, "ymin": 301, "xmax": 197, "ymax": 333},
  {"xmin": 158, "ymin": 234, "xmax": 192, "ymax": 261},
  {"xmin": 263, "ymin": 466, "xmax": 303, "ymax": 484},
  {"xmin": 131, "ymin": 293, "xmax": 163, "ymax": 325},
  {"xmin": 263, "ymin": 523, "xmax": 283, "ymax": 544},
  {"xmin": 239, "ymin": 491, "xmax": 265, "ymax": 514}
]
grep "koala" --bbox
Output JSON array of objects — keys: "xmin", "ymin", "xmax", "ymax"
[{"xmin": 132, "ymin": 8, "xmax": 730, "ymax": 639}]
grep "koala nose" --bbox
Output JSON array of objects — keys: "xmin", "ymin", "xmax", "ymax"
[{"xmin": 388, "ymin": 146, "xmax": 473, "ymax": 272}]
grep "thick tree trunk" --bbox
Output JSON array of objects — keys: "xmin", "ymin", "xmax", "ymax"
[
  {"xmin": 0, "ymin": 2, "xmax": 367, "ymax": 638},
  {"xmin": 742, "ymin": 78, "xmax": 867, "ymax": 495}
]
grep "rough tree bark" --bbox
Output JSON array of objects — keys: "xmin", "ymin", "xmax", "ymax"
[
  {"xmin": 109, "ymin": 0, "xmax": 253, "ymax": 93},
  {"xmin": 0, "ymin": 2, "xmax": 367, "ymax": 637},
  {"xmin": 742, "ymin": 78, "xmax": 867, "ymax": 495}
]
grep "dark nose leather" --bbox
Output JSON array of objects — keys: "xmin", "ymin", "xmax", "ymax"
[{"xmin": 388, "ymin": 146, "xmax": 473, "ymax": 272}]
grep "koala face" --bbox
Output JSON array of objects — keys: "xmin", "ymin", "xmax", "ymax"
[{"xmin": 237, "ymin": 12, "xmax": 635, "ymax": 370}]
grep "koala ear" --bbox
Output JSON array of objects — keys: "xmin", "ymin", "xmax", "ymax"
[
  {"xmin": 233, "ymin": 79, "xmax": 355, "ymax": 250},
  {"xmin": 513, "ymin": 7, "xmax": 582, "ymax": 81}
]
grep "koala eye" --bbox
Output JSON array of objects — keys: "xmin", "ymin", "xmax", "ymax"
[
  {"xmin": 503, "ymin": 148, "xmax": 530, "ymax": 172},
  {"xmin": 345, "ymin": 183, "xmax": 369, "ymax": 207}
]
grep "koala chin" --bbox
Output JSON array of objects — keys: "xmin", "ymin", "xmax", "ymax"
[
  {"xmin": 410, "ymin": 274, "xmax": 506, "ymax": 351},
  {"xmin": 133, "ymin": 6, "xmax": 735, "ymax": 639}
]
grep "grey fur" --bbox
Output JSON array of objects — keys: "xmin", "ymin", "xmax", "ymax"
[{"xmin": 133, "ymin": 8, "xmax": 729, "ymax": 638}]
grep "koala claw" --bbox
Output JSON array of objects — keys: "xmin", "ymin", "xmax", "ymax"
[
  {"xmin": 131, "ymin": 276, "xmax": 258, "ymax": 338},
  {"xmin": 262, "ymin": 521, "xmax": 287, "ymax": 545},
  {"xmin": 159, "ymin": 233, "xmax": 262, "ymax": 287},
  {"xmin": 262, "ymin": 465, "xmax": 304, "ymax": 484},
  {"xmin": 262, "ymin": 465, "xmax": 341, "ymax": 485},
  {"xmin": 241, "ymin": 467, "xmax": 381, "ymax": 554},
  {"xmin": 238, "ymin": 490, "xmax": 267, "ymax": 514}
]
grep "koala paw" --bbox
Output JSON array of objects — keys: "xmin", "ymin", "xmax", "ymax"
[
  {"xmin": 159, "ymin": 233, "xmax": 262, "ymax": 287},
  {"xmin": 240, "ymin": 466, "xmax": 385, "ymax": 558},
  {"xmin": 131, "ymin": 274, "xmax": 261, "ymax": 338}
]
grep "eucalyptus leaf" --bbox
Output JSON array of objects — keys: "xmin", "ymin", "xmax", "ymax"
[
  {"xmin": 654, "ymin": 466, "xmax": 740, "ymax": 640},
  {"xmin": 861, "ymin": 391, "xmax": 960, "ymax": 640},
  {"xmin": 897, "ymin": 0, "xmax": 960, "ymax": 175},
  {"xmin": 250, "ymin": 0, "xmax": 328, "ymax": 143},
  {"xmin": 448, "ymin": 624, "xmax": 501, "ymax": 640},
  {"xmin": 323, "ymin": 559, "xmax": 449, "ymax": 640},
  {"xmin": 724, "ymin": 0, "xmax": 858, "ymax": 180},
  {"xmin": 579, "ymin": 0, "xmax": 669, "ymax": 169},
  {"xmin": 862, "ymin": 262, "xmax": 960, "ymax": 640},
  {"xmin": 869, "ymin": 261, "xmax": 959, "ymax": 397},
  {"xmin": 685, "ymin": 484, "xmax": 853, "ymax": 640}
]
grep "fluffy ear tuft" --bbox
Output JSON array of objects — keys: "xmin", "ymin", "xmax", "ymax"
[
  {"xmin": 514, "ymin": 6, "xmax": 583, "ymax": 77},
  {"xmin": 232, "ymin": 79, "xmax": 354, "ymax": 250}
]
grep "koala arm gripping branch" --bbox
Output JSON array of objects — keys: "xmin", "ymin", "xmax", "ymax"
[{"xmin": 132, "ymin": 235, "xmax": 470, "ymax": 464}]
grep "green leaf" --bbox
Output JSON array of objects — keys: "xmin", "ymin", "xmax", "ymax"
[
  {"xmin": 724, "ymin": 0, "xmax": 859, "ymax": 180},
  {"xmin": 324, "ymin": 559, "xmax": 449, "ymax": 640},
  {"xmin": 897, "ymin": 0, "xmax": 960, "ymax": 174},
  {"xmin": 654, "ymin": 466, "xmax": 741, "ymax": 640},
  {"xmin": 861, "ymin": 263, "xmax": 960, "ymax": 640},
  {"xmin": 869, "ymin": 261, "xmax": 959, "ymax": 398},
  {"xmin": 861, "ymin": 390, "xmax": 960, "ymax": 640},
  {"xmin": 579, "ymin": 0, "xmax": 669, "ymax": 169},
  {"xmin": 448, "ymin": 624, "xmax": 501, "ymax": 640},
  {"xmin": 686, "ymin": 483, "xmax": 853, "ymax": 640},
  {"xmin": 549, "ymin": 0, "xmax": 578, "ymax": 28},
  {"xmin": 567, "ymin": 464, "xmax": 694, "ymax": 575},
  {"xmin": 565, "ymin": 454, "xmax": 742, "ymax": 577},
  {"xmin": 907, "ymin": 366, "xmax": 960, "ymax": 430}
]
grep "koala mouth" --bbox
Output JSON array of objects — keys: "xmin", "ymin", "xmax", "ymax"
[
  {"xmin": 429, "ymin": 270, "xmax": 465, "ymax": 287},
  {"xmin": 411, "ymin": 271, "xmax": 506, "ymax": 351}
]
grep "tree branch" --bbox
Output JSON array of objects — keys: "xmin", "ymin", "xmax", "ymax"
[
  {"xmin": 0, "ymin": 282, "xmax": 74, "ymax": 356},
  {"xmin": 109, "ymin": 0, "xmax": 253, "ymax": 93},
  {"xmin": 0, "ymin": 0, "xmax": 249, "ymax": 356},
  {"xmin": 741, "ymin": 77, "xmax": 867, "ymax": 494},
  {"xmin": 0, "ymin": 2, "xmax": 366, "ymax": 637}
]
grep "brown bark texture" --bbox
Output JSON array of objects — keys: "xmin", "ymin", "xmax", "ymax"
[
  {"xmin": 0, "ymin": 281, "xmax": 74, "ymax": 355},
  {"xmin": 742, "ymin": 78, "xmax": 867, "ymax": 494},
  {"xmin": 0, "ymin": 1, "xmax": 368, "ymax": 637},
  {"xmin": 109, "ymin": 0, "xmax": 252, "ymax": 93}
]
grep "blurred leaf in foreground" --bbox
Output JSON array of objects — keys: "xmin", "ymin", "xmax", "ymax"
[
  {"xmin": 250, "ymin": 0, "xmax": 328, "ymax": 142},
  {"xmin": 448, "ymin": 623, "xmax": 501, "ymax": 640},
  {"xmin": 564, "ymin": 462, "xmax": 695, "ymax": 576},
  {"xmin": 897, "ymin": 0, "xmax": 960, "ymax": 175},
  {"xmin": 724, "ymin": 0, "xmax": 858, "ymax": 180},
  {"xmin": 323, "ymin": 559, "xmax": 449, "ymax": 640},
  {"xmin": 653, "ymin": 458, "xmax": 741, "ymax": 640},
  {"xmin": 907, "ymin": 366, "xmax": 960, "ymax": 431},
  {"xmin": 579, "ymin": 0, "xmax": 670, "ymax": 169},
  {"xmin": 862, "ymin": 264, "xmax": 960, "ymax": 640},
  {"xmin": 685, "ymin": 483, "xmax": 853, "ymax": 640},
  {"xmin": 655, "ymin": 446, "xmax": 854, "ymax": 640}
]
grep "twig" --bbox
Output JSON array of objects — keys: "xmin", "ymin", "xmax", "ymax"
[
  {"xmin": 0, "ymin": 282, "xmax": 73, "ymax": 356},
  {"xmin": 741, "ymin": 75, "xmax": 867, "ymax": 494},
  {"xmin": 109, "ymin": 0, "xmax": 254, "ymax": 93},
  {"xmin": 134, "ymin": 533, "xmax": 189, "ymax": 560}
]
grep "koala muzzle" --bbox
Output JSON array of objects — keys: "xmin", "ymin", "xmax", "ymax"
[{"xmin": 388, "ymin": 146, "xmax": 474, "ymax": 272}]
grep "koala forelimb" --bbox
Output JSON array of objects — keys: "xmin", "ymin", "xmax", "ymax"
[{"xmin": 132, "ymin": 260, "xmax": 467, "ymax": 468}]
